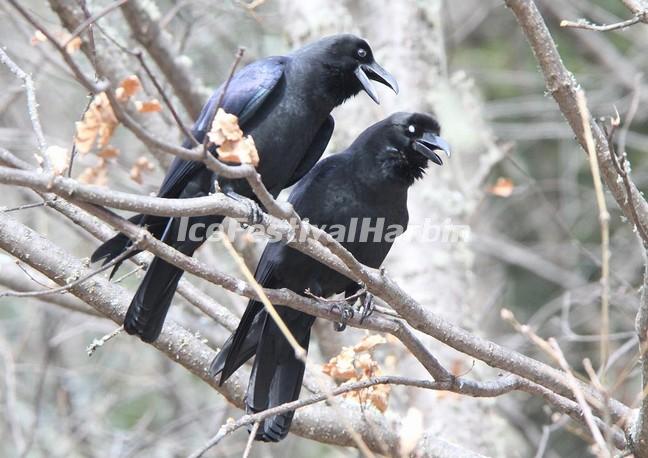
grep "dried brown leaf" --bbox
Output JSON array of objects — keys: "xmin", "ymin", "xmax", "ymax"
[
  {"xmin": 98, "ymin": 146, "xmax": 120, "ymax": 159},
  {"xmin": 135, "ymin": 99, "xmax": 162, "ymax": 113},
  {"xmin": 116, "ymin": 75, "xmax": 142, "ymax": 102},
  {"xmin": 324, "ymin": 334, "xmax": 391, "ymax": 412},
  {"xmin": 130, "ymin": 156, "xmax": 155, "ymax": 184},
  {"xmin": 217, "ymin": 136, "xmax": 259, "ymax": 166},
  {"xmin": 208, "ymin": 108, "xmax": 243, "ymax": 144},
  {"xmin": 369, "ymin": 384, "xmax": 390, "ymax": 412},
  {"xmin": 65, "ymin": 36, "xmax": 82, "ymax": 54},
  {"xmin": 77, "ymin": 159, "xmax": 108, "ymax": 186},
  {"xmin": 74, "ymin": 93, "xmax": 118, "ymax": 154},
  {"xmin": 487, "ymin": 177, "xmax": 514, "ymax": 197},
  {"xmin": 322, "ymin": 347, "xmax": 356, "ymax": 381},
  {"xmin": 30, "ymin": 30, "xmax": 48, "ymax": 46}
]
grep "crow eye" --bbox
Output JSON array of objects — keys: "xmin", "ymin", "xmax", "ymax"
[
  {"xmin": 357, "ymin": 48, "xmax": 367, "ymax": 58},
  {"xmin": 407, "ymin": 124, "xmax": 416, "ymax": 135}
]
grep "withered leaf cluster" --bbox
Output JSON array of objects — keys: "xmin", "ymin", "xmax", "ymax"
[
  {"xmin": 322, "ymin": 334, "xmax": 391, "ymax": 412},
  {"xmin": 207, "ymin": 108, "xmax": 259, "ymax": 166},
  {"xmin": 73, "ymin": 75, "xmax": 161, "ymax": 186}
]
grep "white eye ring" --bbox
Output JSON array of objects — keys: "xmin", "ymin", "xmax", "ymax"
[
  {"xmin": 357, "ymin": 48, "xmax": 367, "ymax": 58},
  {"xmin": 408, "ymin": 125, "xmax": 416, "ymax": 133}
]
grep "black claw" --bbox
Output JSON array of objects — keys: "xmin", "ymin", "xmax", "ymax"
[
  {"xmin": 225, "ymin": 190, "xmax": 263, "ymax": 225},
  {"xmin": 359, "ymin": 292, "xmax": 374, "ymax": 324},
  {"xmin": 250, "ymin": 203, "xmax": 263, "ymax": 225},
  {"xmin": 330, "ymin": 303, "xmax": 354, "ymax": 332}
]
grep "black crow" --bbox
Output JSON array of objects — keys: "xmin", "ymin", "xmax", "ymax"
[
  {"xmin": 210, "ymin": 112, "xmax": 451, "ymax": 442},
  {"xmin": 91, "ymin": 34, "xmax": 398, "ymax": 343}
]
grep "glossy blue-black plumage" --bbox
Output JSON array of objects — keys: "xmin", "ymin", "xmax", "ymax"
[
  {"xmin": 91, "ymin": 34, "xmax": 394, "ymax": 345},
  {"xmin": 211, "ymin": 112, "xmax": 449, "ymax": 442}
]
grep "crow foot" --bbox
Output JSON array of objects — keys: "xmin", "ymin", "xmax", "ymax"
[
  {"xmin": 358, "ymin": 292, "xmax": 374, "ymax": 324},
  {"xmin": 224, "ymin": 190, "xmax": 263, "ymax": 225},
  {"xmin": 330, "ymin": 303, "xmax": 354, "ymax": 332}
]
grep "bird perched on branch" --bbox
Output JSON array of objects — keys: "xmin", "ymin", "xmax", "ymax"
[
  {"xmin": 211, "ymin": 112, "xmax": 451, "ymax": 442},
  {"xmin": 91, "ymin": 34, "xmax": 398, "ymax": 343}
]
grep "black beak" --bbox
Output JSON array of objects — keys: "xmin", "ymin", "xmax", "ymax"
[
  {"xmin": 354, "ymin": 61, "xmax": 399, "ymax": 104},
  {"xmin": 412, "ymin": 132, "xmax": 451, "ymax": 165}
]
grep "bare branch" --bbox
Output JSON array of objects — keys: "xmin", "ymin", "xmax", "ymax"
[
  {"xmin": 0, "ymin": 264, "xmax": 99, "ymax": 316},
  {"xmin": 0, "ymin": 211, "xmax": 487, "ymax": 456},
  {"xmin": 575, "ymin": 90, "xmax": 611, "ymax": 372},
  {"xmin": 8, "ymin": 0, "xmax": 109, "ymax": 94},
  {"xmin": 0, "ymin": 47, "xmax": 48, "ymax": 168},
  {"xmin": 0, "ymin": 158, "xmax": 631, "ymax": 428},
  {"xmin": 63, "ymin": 0, "xmax": 130, "ymax": 47},
  {"xmin": 0, "ymin": 242, "xmax": 140, "ymax": 299},
  {"xmin": 190, "ymin": 374, "xmax": 523, "ymax": 458},
  {"xmin": 549, "ymin": 339, "xmax": 610, "ymax": 457},
  {"xmin": 560, "ymin": 15, "xmax": 642, "ymax": 32},
  {"xmin": 120, "ymin": 0, "xmax": 209, "ymax": 118}
]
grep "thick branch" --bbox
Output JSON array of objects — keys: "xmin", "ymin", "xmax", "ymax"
[
  {"xmin": 0, "ymin": 211, "xmax": 484, "ymax": 457},
  {"xmin": 0, "ymin": 154, "xmax": 630, "ymax": 428}
]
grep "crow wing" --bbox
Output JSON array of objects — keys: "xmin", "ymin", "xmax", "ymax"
[{"xmin": 157, "ymin": 56, "xmax": 287, "ymax": 199}]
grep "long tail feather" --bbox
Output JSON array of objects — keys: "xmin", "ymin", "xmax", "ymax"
[
  {"xmin": 209, "ymin": 301, "xmax": 265, "ymax": 382},
  {"xmin": 123, "ymin": 256, "xmax": 185, "ymax": 342},
  {"xmin": 91, "ymin": 214, "xmax": 169, "ymax": 278},
  {"xmin": 246, "ymin": 309, "xmax": 315, "ymax": 442}
]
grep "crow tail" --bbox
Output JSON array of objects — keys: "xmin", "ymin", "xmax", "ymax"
[
  {"xmin": 91, "ymin": 214, "xmax": 168, "ymax": 278},
  {"xmin": 209, "ymin": 299, "xmax": 265, "ymax": 383},
  {"xmin": 246, "ymin": 309, "xmax": 315, "ymax": 442},
  {"xmin": 123, "ymin": 256, "xmax": 185, "ymax": 342}
]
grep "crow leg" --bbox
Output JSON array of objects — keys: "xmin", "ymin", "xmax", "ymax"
[
  {"xmin": 224, "ymin": 190, "xmax": 263, "ymax": 224},
  {"xmin": 330, "ymin": 303, "xmax": 354, "ymax": 332},
  {"xmin": 358, "ymin": 292, "xmax": 374, "ymax": 324}
]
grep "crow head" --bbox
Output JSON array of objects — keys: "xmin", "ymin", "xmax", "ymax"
[
  {"xmin": 302, "ymin": 34, "xmax": 398, "ymax": 104},
  {"xmin": 363, "ymin": 112, "xmax": 451, "ymax": 186}
]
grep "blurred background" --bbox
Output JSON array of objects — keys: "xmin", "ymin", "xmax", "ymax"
[{"xmin": 1, "ymin": 0, "xmax": 646, "ymax": 456}]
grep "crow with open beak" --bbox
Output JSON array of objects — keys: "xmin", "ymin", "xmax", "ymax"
[
  {"xmin": 91, "ymin": 34, "xmax": 399, "ymax": 343},
  {"xmin": 211, "ymin": 112, "xmax": 450, "ymax": 442}
]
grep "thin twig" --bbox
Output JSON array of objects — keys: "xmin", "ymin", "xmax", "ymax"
[
  {"xmin": 205, "ymin": 233, "xmax": 373, "ymax": 456},
  {"xmin": 242, "ymin": 422, "xmax": 259, "ymax": 458},
  {"xmin": 202, "ymin": 48, "xmax": 245, "ymax": 157},
  {"xmin": 584, "ymin": 358, "xmax": 613, "ymax": 455},
  {"xmin": 575, "ymin": 90, "xmax": 610, "ymax": 373},
  {"xmin": 0, "ymin": 47, "xmax": 48, "ymax": 169},
  {"xmin": 0, "ymin": 241, "xmax": 139, "ymax": 298},
  {"xmin": 1, "ymin": 200, "xmax": 51, "ymax": 212},
  {"xmin": 549, "ymin": 338, "xmax": 610, "ymax": 458},
  {"xmin": 133, "ymin": 49, "xmax": 198, "ymax": 146},
  {"xmin": 7, "ymin": 0, "xmax": 109, "ymax": 93},
  {"xmin": 188, "ymin": 374, "xmax": 521, "ymax": 458},
  {"xmin": 86, "ymin": 325, "xmax": 124, "ymax": 356},
  {"xmin": 68, "ymin": 96, "xmax": 94, "ymax": 177},
  {"xmin": 219, "ymin": 232, "xmax": 306, "ymax": 359},
  {"xmin": 617, "ymin": 74, "xmax": 642, "ymax": 158},
  {"xmin": 89, "ymin": 25, "xmax": 198, "ymax": 146},
  {"xmin": 63, "ymin": 0, "xmax": 130, "ymax": 47},
  {"xmin": 560, "ymin": 15, "xmax": 642, "ymax": 32}
]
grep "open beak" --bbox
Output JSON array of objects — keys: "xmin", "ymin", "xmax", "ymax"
[
  {"xmin": 412, "ymin": 132, "xmax": 451, "ymax": 166},
  {"xmin": 354, "ymin": 61, "xmax": 399, "ymax": 104}
]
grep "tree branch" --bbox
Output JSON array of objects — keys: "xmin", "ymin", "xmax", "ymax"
[
  {"xmin": 0, "ymin": 153, "xmax": 630, "ymax": 431},
  {"xmin": 0, "ymin": 211, "xmax": 484, "ymax": 457},
  {"xmin": 120, "ymin": 0, "xmax": 209, "ymax": 118}
]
